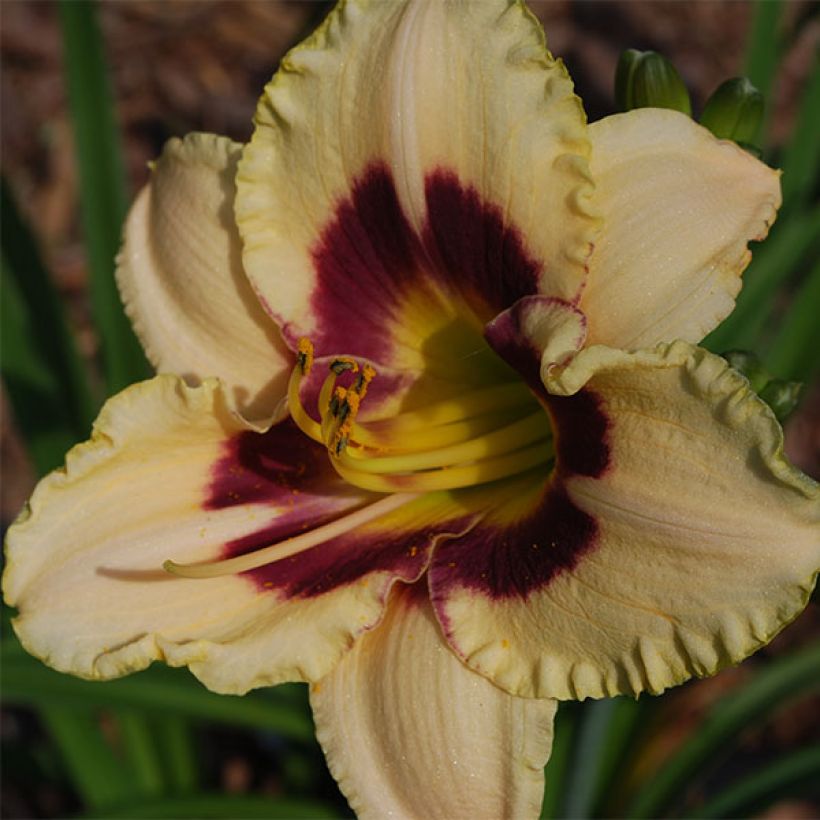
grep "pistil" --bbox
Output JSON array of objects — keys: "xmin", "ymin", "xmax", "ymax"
[
  {"xmin": 164, "ymin": 339, "xmax": 554, "ymax": 580},
  {"xmin": 164, "ymin": 492, "xmax": 418, "ymax": 579}
]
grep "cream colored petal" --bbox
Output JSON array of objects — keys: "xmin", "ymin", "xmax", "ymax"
[
  {"xmin": 117, "ymin": 132, "xmax": 291, "ymax": 421},
  {"xmin": 432, "ymin": 341, "xmax": 818, "ymax": 700},
  {"xmin": 582, "ymin": 109, "xmax": 781, "ymax": 349},
  {"xmin": 311, "ymin": 583, "xmax": 556, "ymax": 820},
  {"xmin": 236, "ymin": 0, "xmax": 598, "ymax": 355},
  {"xmin": 2, "ymin": 376, "xmax": 449, "ymax": 694}
]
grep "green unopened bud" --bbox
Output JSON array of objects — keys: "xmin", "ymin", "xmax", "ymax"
[
  {"xmin": 700, "ymin": 77, "xmax": 764, "ymax": 145},
  {"xmin": 759, "ymin": 379, "xmax": 803, "ymax": 423},
  {"xmin": 615, "ymin": 49, "xmax": 692, "ymax": 115},
  {"xmin": 722, "ymin": 350, "xmax": 769, "ymax": 392}
]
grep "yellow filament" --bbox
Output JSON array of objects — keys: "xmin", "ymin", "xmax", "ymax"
[
  {"xmin": 350, "ymin": 407, "xmax": 527, "ymax": 451},
  {"xmin": 331, "ymin": 440, "xmax": 554, "ymax": 493},
  {"xmin": 164, "ymin": 492, "xmax": 419, "ymax": 579},
  {"xmin": 361, "ymin": 381, "xmax": 532, "ymax": 435},
  {"xmin": 340, "ymin": 411, "xmax": 549, "ymax": 473},
  {"xmin": 287, "ymin": 365, "xmax": 323, "ymax": 443}
]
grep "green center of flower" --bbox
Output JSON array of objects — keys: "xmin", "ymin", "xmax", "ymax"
[{"xmin": 289, "ymin": 339, "xmax": 553, "ymax": 492}]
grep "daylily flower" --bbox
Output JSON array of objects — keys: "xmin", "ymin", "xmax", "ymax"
[{"xmin": 4, "ymin": 1, "xmax": 819, "ymax": 817}]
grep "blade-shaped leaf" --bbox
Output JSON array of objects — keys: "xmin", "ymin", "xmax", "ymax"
[
  {"xmin": 1, "ymin": 179, "xmax": 96, "ymax": 472},
  {"xmin": 1, "ymin": 640, "xmax": 313, "ymax": 742},
  {"xmin": 780, "ymin": 56, "xmax": 820, "ymax": 211},
  {"xmin": 58, "ymin": 0, "xmax": 149, "ymax": 393},
  {"xmin": 625, "ymin": 642, "xmax": 820, "ymax": 818},
  {"xmin": 39, "ymin": 706, "xmax": 135, "ymax": 810},
  {"xmin": 690, "ymin": 744, "xmax": 820, "ymax": 818},
  {"xmin": 765, "ymin": 257, "xmax": 820, "ymax": 381},
  {"xmin": 82, "ymin": 794, "xmax": 342, "ymax": 819}
]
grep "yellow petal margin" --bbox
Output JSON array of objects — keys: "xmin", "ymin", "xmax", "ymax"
[
  {"xmin": 236, "ymin": 0, "xmax": 598, "ymax": 335},
  {"xmin": 582, "ymin": 110, "xmax": 781, "ymax": 349},
  {"xmin": 311, "ymin": 583, "xmax": 556, "ymax": 820},
  {"xmin": 2, "ymin": 376, "xmax": 437, "ymax": 694},
  {"xmin": 116, "ymin": 133, "xmax": 291, "ymax": 421},
  {"xmin": 439, "ymin": 341, "xmax": 819, "ymax": 701}
]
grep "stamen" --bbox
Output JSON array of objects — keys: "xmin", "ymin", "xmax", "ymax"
[
  {"xmin": 347, "ymin": 407, "xmax": 525, "ymax": 451},
  {"xmin": 320, "ymin": 358, "xmax": 358, "ymax": 411},
  {"xmin": 360, "ymin": 381, "xmax": 532, "ymax": 435},
  {"xmin": 287, "ymin": 340, "xmax": 323, "ymax": 443},
  {"xmin": 329, "ymin": 391, "xmax": 361, "ymax": 456},
  {"xmin": 339, "ymin": 411, "xmax": 548, "ymax": 473},
  {"xmin": 164, "ymin": 492, "xmax": 418, "ymax": 579},
  {"xmin": 331, "ymin": 440, "xmax": 554, "ymax": 493},
  {"xmin": 297, "ymin": 338, "xmax": 314, "ymax": 375}
]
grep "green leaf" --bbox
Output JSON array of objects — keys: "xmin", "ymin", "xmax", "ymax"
[
  {"xmin": 152, "ymin": 717, "xmax": 199, "ymax": 794},
  {"xmin": 82, "ymin": 794, "xmax": 343, "ymax": 819},
  {"xmin": 1, "ymin": 641, "xmax": 313, "ymax": 742},
  {"xmin": 557, "ymin": 697, "xmax": 650, "ymax": 819},
  {"xmin": 562, "ymin": 699, "xmax": 621, "ymax": 819},
  {"xmin": 58, "ymin": 0, "xmax": 149, "ymax": 393},
  {"xmin": 117, "ymin": 711, "xmax": 166, "ymax": 798},
  {"xmin": 743, "ymin": 0, "xmax": 783, "ymax": 143},
  {"xmin": 1, "ymin": 179, "xmax": 97, "ymax": 473},
  {"xmin": 781, "ymin": 57, "xmax": 820, "ymax": 210},
  {"xmin": 689, "ymin": 744, "xmax": 820, "ymax": 818},
  {"xmin": 766, "ymin": 257, "xmax": 820, "ymax": 381},
  {"xmin": 589, "ymin": 697, "xmax": 649, "ymax": 817},
  {"xmin": 703, "ymin": 204, "xmax": 820, "ymax": 353},
  {"xmin": 540, "ymin": 702, "xmax": 580, "ymax": 819},
  {"xmin": 39, "ymin": 707, "xmax": 134, "ymax": 810},
  {"xmin": 625, "ymin": 642, "xmax": 820, "ymax": 818}
]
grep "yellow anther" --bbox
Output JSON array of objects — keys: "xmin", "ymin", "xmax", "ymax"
[
  {"xmin": 344, "ymin": 390, "xmax": 361, "ymax": 417},
  {"xmin": 330, "ymin": 390, "xmax": 362, "ymax": 456},
  {"xmin": 329, "ymin": 386, "xmax": 348, "ymax": 418},
  {"xmin": 297, "ymin": 338, "xmax": 314, "ymax": 375},
  {"xmin": 330, "ymin": 357, "xmax": 358, "ymax": 375},
  {"xmin": 353, "ymin": 363, "xmax": 377, "ymax": 399}
]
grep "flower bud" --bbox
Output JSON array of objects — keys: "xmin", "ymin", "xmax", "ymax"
[
  {"xmin": 722, "ymin": 350, "xmax": 769, "ymax": 392},
  {"xmin": 759, "ymin": 379, "xmax": 803, "ymax": 423},
  {"xmin": 700, "ymin": 77, "xmax": 764, "ymax": 146},
  {"xmin": 615, "ymin": 49, "xmax": 692, "ymax": 115}
]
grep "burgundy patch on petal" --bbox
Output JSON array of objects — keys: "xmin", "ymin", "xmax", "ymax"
[
  {"xmin": 423, "ymin": 169, "xmax": 541, "ymax": 315},
  {"xmin": 485, "ymin": 296, "xmax": 611, "ymax": 480},
  {"xmin": 484, "ymin": 297, "xmax": 551, "ymax": 400},
  {"xmin": 431, "ymin": 480, "xmax": 597, "ymax": 600},
  {"xmin": 207, "ymin": 419, "xmax": 369, "ymax": 587},
  {"xmin": 206, "ymin": 419, "xmax": 344, "ymax": 511},
  {"xmin": 207, "ymin": 419, "xmax": 470, "ymax": 599},
  {"xmin": 307, "ymin": 163, "xmax": 543, "ymax": 370},
  {"xmin": 545, "ymin": 391, "xmax": 611, "ymax": 479},
  {"xmin": 309, "ymin": 163, "xmax": 422, "ymax": 363},
  {"xmin": 227, "ymin": 517, "xmax": 453, "ymax": 599}
]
